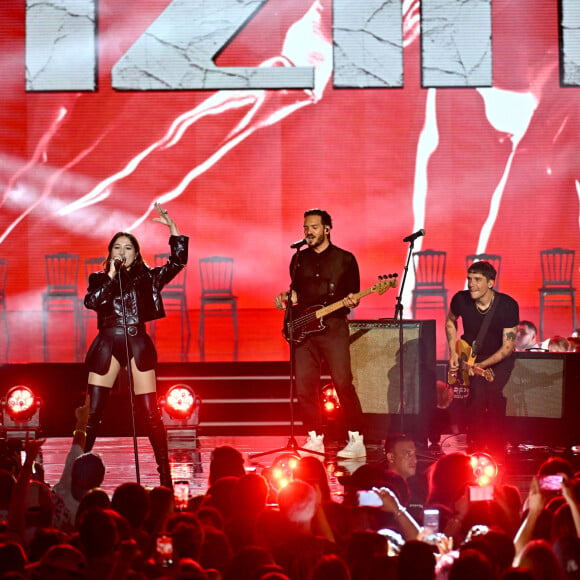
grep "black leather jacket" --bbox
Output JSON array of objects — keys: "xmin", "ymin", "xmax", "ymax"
[{"xmin": 84, "ymin": 235, "xmax": 189, "ymax": 329}]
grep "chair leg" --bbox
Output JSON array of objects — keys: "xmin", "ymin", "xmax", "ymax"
[
  {"xmin": 198, "ymin": 306, "xmax": 205, "ymax": 361},
  {"xmin": 232, "ymin": 303, "xmax": 239, "ymax": 362},
  {"xmin": 572, "ymin": 293, "xmax": 577, "ymax": 332},
  {"xmin": 539, "ymin": 293, "xmax": 544, "ymax": 340},
  {"xmin": 42, "ymin": 299, "xmax": 48, "ymax": 362},
  {"xmin": 181, "ymin": 298, "xmax": 191, "ymax": 362}
]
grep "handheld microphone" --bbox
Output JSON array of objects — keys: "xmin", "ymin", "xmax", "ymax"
[
  {"xmin": 402, "ymin": 229, "xmax": 426, "ymax": 243},
  {"xmin": 113, "ymin": 255, "xmax": 125, "ymax": 270},
  {"xmin": 290, "ymin": 238, "xmax": 308, "ymax": 249}
]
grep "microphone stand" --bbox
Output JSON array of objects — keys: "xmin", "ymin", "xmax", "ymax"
[
  {"xmin": 392, "ymin": 237, "xmax": 416, "ymax": 434},
  {"xmin": 250, "ymin": 245, "xmax": 324, "ymax": 460},
  {"xmin": 117, "ymin": 264, "xmax": 141, "ymax": 483}
]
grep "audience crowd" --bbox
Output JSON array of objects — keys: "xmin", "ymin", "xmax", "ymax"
[{"xmin": 1, "ymin": 411, "xmax": 580, "ymax": 580}]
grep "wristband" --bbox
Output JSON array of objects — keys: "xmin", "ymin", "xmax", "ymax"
[{"xmin": 73, "ymin": 429, "xmax": 87, "ymax": 437}]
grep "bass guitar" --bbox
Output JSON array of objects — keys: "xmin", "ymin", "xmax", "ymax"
[
  {"xmin": 283, "ymin": 274, "xmax": 397, "ymax": 344},
  {"xmin": 447, "ymin": 338, "xmax": 495, "ymax": 397}
]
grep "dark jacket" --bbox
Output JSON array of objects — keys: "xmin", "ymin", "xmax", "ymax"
[{"xmin": 84, "ymin": 235, "xmax": 188, "ymax": 329}]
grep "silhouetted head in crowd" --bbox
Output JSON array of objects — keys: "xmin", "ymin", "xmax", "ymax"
[
  {"xmin": 547, "ymin": 335, "xmax": 571, "ymax": 352},
  {"xmin": 232, "ymin": 472, "xmax": 270, "ymax": 515},
  {"xmin": 293, "ymin": 456, "xmax": 331, "ymax": 502},
  {"xmin": 427, "ymin": 452, "xmax": 475, "ymax": 509},
  {"xmin": 209, "ymin": 446, "xmax": 245, "ymax": 486},
  {"xmin": 111, "ymin": 481, "xmax": 150, "ymax": 529},
  {"xmin": 71, "ymin": 452, "xmax": 106, "ymax": 502},
  {"xmin": 537, "ymin": 456, "xmax": 575, "ymax": 479},
  {"xmin": 397, "ymin": 539, "xmax": 436, "ymax": 580},
  {"xmin": 449, "ymin": 548, "xmax": 494, "ymax": 580},
  {"xmin": 518, "ymin": 539, "xmax": 566, "ymax": 580},
  {"xmin": 277, "ymin": 479, "xmax": 316, "ymax": 529}
]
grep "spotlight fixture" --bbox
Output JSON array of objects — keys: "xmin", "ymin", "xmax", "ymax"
[
  {"xmin": 321, "ymin": 383, "xmax": 340, "ymax": 415},
  {"xmin": 158, "ymin": 384, "xmax": 201, "ymax": 446},
  {"xmin": 1, "ymin": 385, "xmax": 42, "ymax": 438},
  {"xmin": 265, "ymin": 452, "xmax": 300, "ymax": 491},
  {"xmin": 470, "ymin": 452, "xmax": 498, "ymax": 487}
]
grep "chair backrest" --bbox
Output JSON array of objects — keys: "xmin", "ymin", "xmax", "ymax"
[
  {"xmin": 199, "ymin": 257, "xmax": 234, "ymax": 296},
  {"xmin": 465, "ymin": 253, "xmax": 502, "ymax": 289},
  {"xmin": 154, "ymin": 253, "xmax": 187, "ymax": 292},
  {"xmin": 540, "ymin": 248, "xmax": 575, "ymax": 287},
  {"xmin": 413, "ymin": 250, "xmax": 446, "ymax": 287},
  {"xmin": 45, "ymin": 253, "xmax": 80, "ymax": 293},
  {"xmin": 84, "ymin": 257, "xmax": 106, "ymax": 280}
]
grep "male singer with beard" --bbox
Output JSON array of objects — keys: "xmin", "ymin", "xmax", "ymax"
[
  {"xmin": 445, "ymin": 261, "xmax": 519, "ymax": 455},
  {"xmin": 275, "ymin": 208, "xmax": 366, "ymax": 458}
]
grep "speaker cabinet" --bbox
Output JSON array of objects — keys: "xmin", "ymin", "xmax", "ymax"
[
  {"xmin": 504, "ymin": 352, "xmax": 580, "ymax": 446},
  {"xmin": 349, "ymin": 319, "xmax": 436, "ymax": 440}
]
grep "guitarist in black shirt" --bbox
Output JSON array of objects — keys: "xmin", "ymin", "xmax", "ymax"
[
  {"xmin": 445, "ymin": 261, "xmax": 519, "ymax": 455},
  {"xmin": 275, "ymin": 209, "xmax": 366, "ymax": 459}
]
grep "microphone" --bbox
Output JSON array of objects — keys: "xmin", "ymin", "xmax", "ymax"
[
  {"xmin": 113, "ymin": 255, "xmax": 125, "ymax": 270},
  {"xmin": 402, "ymin": 229, "xmax": 426, "ymax": 243},
  {"xmin": 290, "ymin": 238, "xmax": 308, "ymax": 249}
]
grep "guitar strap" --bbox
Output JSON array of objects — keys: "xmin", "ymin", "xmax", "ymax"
[{"xmin": 471, "ymin": 293, "xmax": 501, "ymax": 359}]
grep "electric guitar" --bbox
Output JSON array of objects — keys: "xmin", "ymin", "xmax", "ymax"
[
  {"xmin": 283, "ymin": 274, "xmax": 398, "ymax": 344},
  {"xmin": 447, "ymin": 338, "xmax": 495, "ymax": 396}
]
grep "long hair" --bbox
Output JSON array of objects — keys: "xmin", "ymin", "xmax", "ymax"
[{"xmin": 104, "ymin": 231, "xmax": 145, "ymax": 269}]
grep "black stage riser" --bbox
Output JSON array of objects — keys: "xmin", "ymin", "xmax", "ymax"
[{"xmin": 0, "ymin": 353, "xmax": 579, "ymax": 445}]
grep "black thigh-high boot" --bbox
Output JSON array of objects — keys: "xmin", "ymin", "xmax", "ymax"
[
  {"xmin": 136, "ymin": 392, "xmax": 172, "ymax": 489},
  {"xmin": 85, "ymin": 385, "xmax": 112, "ymax": 452}
]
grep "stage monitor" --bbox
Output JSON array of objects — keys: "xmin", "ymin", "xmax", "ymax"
[{"xmin": 349, "ymin": 319, "xmax": 436, "ymax": 440}]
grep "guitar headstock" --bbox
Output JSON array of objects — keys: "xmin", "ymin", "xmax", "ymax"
[{"xmin": 373, "ymin": 273, "xmax": 398, "ymax": 294}]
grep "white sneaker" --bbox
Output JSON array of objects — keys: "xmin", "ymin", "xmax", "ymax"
[
  {"xmin": 337, "ymin": 430, "xmax": 366, "ymax": 459},
  {"xmin": 302, "ymin": 431, "xmax": 325, "ymax": 455}
]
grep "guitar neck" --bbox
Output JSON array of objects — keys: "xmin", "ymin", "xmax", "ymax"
[{"xmin": 315, "ymin": 287, "xmax": 374, "ymax": 319}]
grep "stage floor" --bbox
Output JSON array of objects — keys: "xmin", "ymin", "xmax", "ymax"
[{"xmin": 35, "ymin": 434, "xmax": 560, "ymax": 502}]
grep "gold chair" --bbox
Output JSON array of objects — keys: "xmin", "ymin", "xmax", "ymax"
[
  {"xmin": 539, "ymin": 248, "xmax": 577, "ymax": 339},
  {"xmin": 465, "ymin": 253, "xmax": 502, "ymax": 291},
  {"xmin": 42, "ymin": 252, "xmax": 81, "ymax": 361},
  {"xmin": 412, "ymin": 249, "xmax": 448, "ymax": 318},
  {"xmin": 198, "ymin": 256, "xmax": 238, "ymax": 361},
  {"xmin": 0, "ymin": 258, "xmax": 8, "ymax": 360},
  {"xmin": 150, "ymin": 253, "xmax": 191, "ymax": 361}
]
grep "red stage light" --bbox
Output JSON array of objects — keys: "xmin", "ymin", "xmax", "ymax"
[
  {"xmin": 5, "ymin": 386, "xmax": 38, "ymax": 422},
  {"xmin": 470, "ymin": 452, "xmax": 498, "ymax": 487},
  {"xmin": 163, "ymin": 384, "xmax": 197, "ymax": 420},
  {"xmin": 321, "ymin": 384, "xmax": 340, "ymax": 414},
  {"xmin": 269, "ymin": 453, "xmax": 300, "ymax": 490}
]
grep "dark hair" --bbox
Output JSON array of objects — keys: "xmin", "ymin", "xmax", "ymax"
[
  {"xmin": 518, "ymin": 320, "xmax": 538, "ymax": 334},
  {"xmin": 384, "ymin": 433, "xmax": 414, "ymax": 454},
  {"xmin": 467, "ymin": 260, "xmax": 496, "ymax": 281},
  {"xmin": 304, "ymin": 208, "xmax": 333, "ymax": 229},
  {"xmin": 105, "ymin": 231, "xmax": 144, "ymax": 268}
]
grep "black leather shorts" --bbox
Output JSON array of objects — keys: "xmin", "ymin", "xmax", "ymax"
[{"xmin": 85, "ymin": 325, "xmax": 157, "ymax": 375}]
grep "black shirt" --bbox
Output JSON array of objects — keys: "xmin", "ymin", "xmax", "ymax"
[
  {"xmin": 450, "ymin": 290, "xmax": 519, "ymax": 367},
  {"xmin": 290, "ymin": 243, "xmax": 360, "ymax": 318}
]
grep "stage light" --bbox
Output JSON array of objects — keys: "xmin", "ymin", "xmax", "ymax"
[
  {"xmin": 158, "ymin": 384, "xmax": 201, "ymax": 446},
  {"xmin": 1, "ymin": 385, "xmax": 42, "ymax": 438},
  {"xmin": 321, "ymin": 384, "xmax": 340, "ymax": 415},
  {"xmin": 470, "ymin": 452, "xmax": 498, "ymax": 487},
  {"xmin": 265, "ymin": 452, "xmax": 300, "ymax": 491}
]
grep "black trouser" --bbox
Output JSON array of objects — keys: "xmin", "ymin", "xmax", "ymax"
[
  {"xmin": 294, "ymin": 317, "xmax": 364, "ymax": 436},
  {"xmin": 466, "ymin": 364, "xmax": 512, "ymax": 452}
]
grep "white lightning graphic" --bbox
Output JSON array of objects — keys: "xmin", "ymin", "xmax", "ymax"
[{"xmin": 56, "ymin": 1, "xmax": 333, "ymax": 230}]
